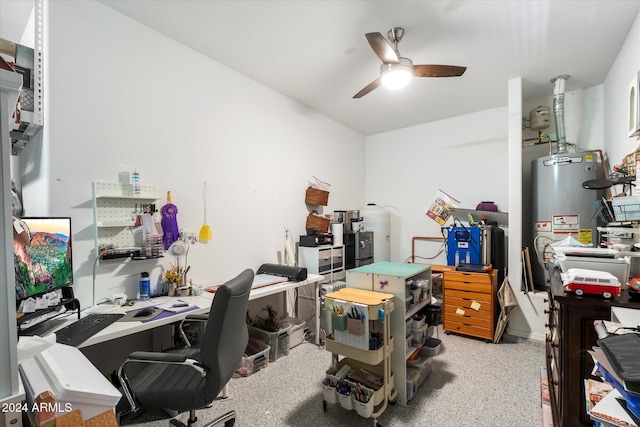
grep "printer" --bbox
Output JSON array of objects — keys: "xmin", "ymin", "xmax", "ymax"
[{"xmin": 19, "ymin": 343, "xmax": 121, "ymax": 422}]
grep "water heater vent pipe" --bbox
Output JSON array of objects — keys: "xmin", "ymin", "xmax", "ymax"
[{"xmin": 551, "ymin": 74, "xmax": 570, "ymax": 154}]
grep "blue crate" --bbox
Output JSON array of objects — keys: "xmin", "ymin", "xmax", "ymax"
[{"xmin": 598, "ymin": 362, "xmax": 640, "ymax": 419}]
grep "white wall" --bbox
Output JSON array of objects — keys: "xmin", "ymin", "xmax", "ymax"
[
  {"xmin": 17, "ymin": 0, "xmax": 365, "ymax": 308},
  {"xmin": 604, "ymin": 12, "xmax": 640, "ymax": 164},
  {"xmin": 365, "ymin": 107, "xmax": 509, "ymax": 265}
]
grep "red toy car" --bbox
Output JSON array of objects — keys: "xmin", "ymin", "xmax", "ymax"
[{"xmin": 561, "ymin": 268, "xmax": 622, "ymax": 299}]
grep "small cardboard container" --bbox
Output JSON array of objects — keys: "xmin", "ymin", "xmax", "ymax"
[
  {"xmin": 305, "ymin": 187, "xmax": 329, "ymax": 206},
  {"xmin": 305, "ymin": 214, "xmax": 330, "ymax": 233}
]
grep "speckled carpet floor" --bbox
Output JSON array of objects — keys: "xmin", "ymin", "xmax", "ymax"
[{"xmin": 120, "ymin": 326, "xmax": 545, "ymax": 427}]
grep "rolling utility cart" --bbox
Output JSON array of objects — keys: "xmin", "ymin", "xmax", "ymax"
[{"xmin": 321, "ymin": 288, "xmax": 395, "ymax": 427}]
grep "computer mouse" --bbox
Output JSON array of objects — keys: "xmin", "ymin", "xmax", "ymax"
[{"xmin": 134, "ymin": 308, "xmax": 155, "ymax": 318}]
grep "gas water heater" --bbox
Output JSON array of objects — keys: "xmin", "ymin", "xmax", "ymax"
[
  {"xmin": 529, "ymin": 75, "xmax": 601, "ymax": 289},
  {"xmin": 530, "ymin": 152, "xmax": 599, "ymax": 288}
]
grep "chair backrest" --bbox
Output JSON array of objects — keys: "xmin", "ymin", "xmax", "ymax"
[{"xmin": 200, "ymin": 268, "xmax": 253, "ymax": 400}]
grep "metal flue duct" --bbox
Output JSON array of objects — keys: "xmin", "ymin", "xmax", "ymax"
[{"xmin": 551, "ymin": 74, "xmax": 570, "ymax": 154}]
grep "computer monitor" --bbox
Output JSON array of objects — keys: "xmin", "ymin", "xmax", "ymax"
[{"xmin": 14, "ymin": 217, "xmax": 73, "ymax": 304}]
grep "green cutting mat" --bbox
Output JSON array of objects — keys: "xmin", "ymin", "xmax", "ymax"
[{"xmin": 350, "ymin": 262, "xmax": 430, "ymax": 277}]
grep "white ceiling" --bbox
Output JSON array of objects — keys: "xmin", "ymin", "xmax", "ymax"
[{"xmin": 98, "ymin": 0, "xmax": 640, "ymax": 136}]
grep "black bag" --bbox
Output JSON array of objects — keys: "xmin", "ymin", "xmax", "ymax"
[{"xmin": 597, "ymin": 333, "xmax": 640, "ymax": 383}]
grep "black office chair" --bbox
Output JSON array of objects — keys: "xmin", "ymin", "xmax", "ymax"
[{"xmin": 117, "ymin": 269, "xmax": 254, "ymax": 427}]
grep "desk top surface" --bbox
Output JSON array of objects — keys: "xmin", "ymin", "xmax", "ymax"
[{"xmin": 44, "ymin": 273, "xmax": 323, "ymax": 348}]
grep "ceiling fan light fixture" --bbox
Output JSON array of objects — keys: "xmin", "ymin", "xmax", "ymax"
[{"xmin": 380, "ymin": 58, "xmax": 413, "ymax": 90}]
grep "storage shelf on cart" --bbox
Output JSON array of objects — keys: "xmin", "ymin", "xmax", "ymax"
[
  {"xmin": 405, "ymin": 299, "xmax": 429, "ymax": 320},
  {"xmin": 328, "ymin": 357, "xmax": 395, "ymax": 408},
  {"xmin": 325, "ymin": 335, "xmax": 394, "ymax": 366}
]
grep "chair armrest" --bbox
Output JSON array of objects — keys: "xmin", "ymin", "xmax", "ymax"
[
  {"xmin": 127, "ymin": 351, "xmax": 187, "ymax": 363},
  {"xmin": 177, "ymin": 314, "xmax": 209, "ymax": 347},
  {"xmin": 184, "ymin": 314, "xmax": 209, "ymax": 322}
]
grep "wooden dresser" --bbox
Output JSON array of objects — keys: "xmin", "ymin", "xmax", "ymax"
[
  {"xmin": 442, "ymin": 269, "xmax": 498, "ymax": 341},
  {"xmin": 546, "ymin": 265, "xmax": 640, "ymax": 426}
]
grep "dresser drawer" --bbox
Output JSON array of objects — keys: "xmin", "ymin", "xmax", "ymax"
[
  {"xmin": 444, "ymin": 288, "xmax": 493, "ymax": 303},
  {"xmin": 444, "ymin": 271, "xmax": 494, "ymax": 285},
  {"xmin": 443, "ymin": 304, "xmax": 493, "ymax": 326},
  {"xmin": 445, "ymin": 296, "xmax": 493, "ymax": 313},
  {"xmin": 443, "ymin": 319, "xmax": 492, "ymax": 340}
]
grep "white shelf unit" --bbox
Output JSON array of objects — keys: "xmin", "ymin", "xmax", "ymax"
[
  {"xmin": 298, "ymin": 245, "xmax": 346, "ymax": 344},
  {"xmin": 92, "ymin": 181, "xmax": 159, "ymax": 262},
  {"xmin": 298, "ymin": 245, "xmax": 346, "ymax": 284},
  {"xmin": 346, "ymin": 262, "xmax": 432, "ymax": 407}
]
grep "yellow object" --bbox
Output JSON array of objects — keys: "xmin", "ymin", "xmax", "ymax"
[{"xmin": 199, "ymin": 182, "xmax": 213, "ymax": 243}]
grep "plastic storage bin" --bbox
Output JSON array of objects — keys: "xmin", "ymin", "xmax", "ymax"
[
  {"xmin": 411, "ymin": 323, "xmax": 429, "ymax": 348},
  {"xmin": 408, "ymin": 354, "xmax": 434, "ymax": 381},
  {"xmin": 420, "ymin": 337, "xmax": 442, "ymax": 357},
  {"xmin": 351, "ymin": 383, "xmax": 375, "ymax": 418},
  {"xmin": 406, "ymin": 367, "xmax": 421, "ymax": 402},
  {"xmin": 235, "ymin": 337, "xmax": 271, "ymax": 377},
  {"xmin": 249, "ymin": 323, "xmax": 292, "ymax": 362},
  {"xmin": 411, "ymin": 313, "xmax": 426, "ymax": 329},
  {"xmin": 336, "ymin": 380, "xmax": 355, "ymax": 410},
  {"xmin": 286, "ymin": 317, "xmax": 307, "ymax": 348},
  {"xmin": 322, "ymin": 384, "xmax": 338, "ymax": 404}
]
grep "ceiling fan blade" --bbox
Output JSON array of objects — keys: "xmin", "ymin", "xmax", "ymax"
[
  {"xmin": 353, "ymin": 78, "xmax": 381, "ymax": 99},
  {"xmin": 413, "ymin": 64, "xmax": 467, "ymax": 78},
  {"xmin": 365, "ymin": 32, "xmax": 399, "ymax": 64}
]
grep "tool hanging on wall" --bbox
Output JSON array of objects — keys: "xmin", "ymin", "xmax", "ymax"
[
  {"xmin": 161, "ymin": 191, "xmax": 180, "ymax": 250},
  {"xmin": 199, "ymin": 182, "xmax": 212, "ymax": 243}
]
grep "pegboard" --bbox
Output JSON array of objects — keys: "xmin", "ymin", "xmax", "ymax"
[
  {"xmin": 92, "ymin": 182, "xmax": 158, "ymax": 253},
  {"xmin": 93, "ymin": 181, "xmax": 157, "ymax": 199},
  {"xmin": 330, "ymin": 300, "xmax": 369, "ymax": 350}
]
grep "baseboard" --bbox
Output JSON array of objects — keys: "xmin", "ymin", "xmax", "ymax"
[{"xmin": 505, "ymin": 326, "xmax": 546, "ymax": 342}]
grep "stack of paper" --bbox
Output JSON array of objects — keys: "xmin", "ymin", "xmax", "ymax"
[{"xmin": 155, "ymin": 300, "xmax": 196, "ymax": 313}]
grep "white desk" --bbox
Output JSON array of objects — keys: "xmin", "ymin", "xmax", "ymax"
[{"xmin": 43, "ymin": 273, "xmax": 323, "ymax": 349}]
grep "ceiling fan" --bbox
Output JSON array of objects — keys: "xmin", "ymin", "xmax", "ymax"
[{"xmin": 353, "ymin": 27, "xmax": 467, "ymax": 98}]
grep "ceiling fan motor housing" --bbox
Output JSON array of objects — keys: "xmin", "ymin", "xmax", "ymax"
[{"xmin": 380, "ymin": 57, "xmax": 413, "ymax": 89}]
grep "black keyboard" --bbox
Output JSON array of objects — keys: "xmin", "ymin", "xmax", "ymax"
[{"xmin": 55, "ymin": 313, "xmax": 124, "ymax": 347}]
